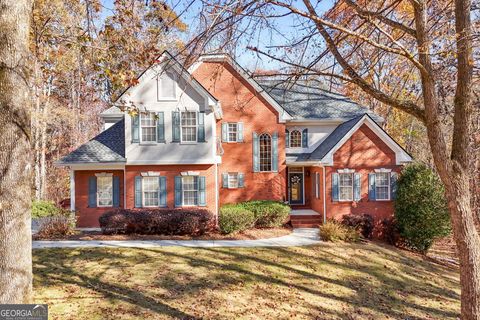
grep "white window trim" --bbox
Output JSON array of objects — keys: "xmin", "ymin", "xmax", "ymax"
[
  {"xmin": 157, "ymin": 72, "xmax": 177, "ymax": 101},
  {"xmin": 182, "ymin": 176, "xmax": 199, "ymax": 206},
  {"xmin": 338, "ymin": 172, "xmax": 354, "ymax": 202},
  {"xmin": 374, "ymin": 168, "xmax": 392, "ymax": 173},
  {"xmin": 180, "ymin": 111, "xmax": 198, "ymax": 144},
  {"xmin": 337, "ymin": 168, "xmax": 355, "ymax": 174},
  {"xmin": 226, "ymin": 123, "xmax": 238, "ymax": 143},
  {"xmin": 289, "ymin": 129, "xmax": 303, "ymax": 148},
  {"xmin": 140, "ymin": 112, "xmax": 157, "ymax": 144},
  {"xmin": 142, "ymin": 177, "xmax": 160, "ymax": 208},
  {"xmin": 141, "ymin": 171, "xmax": 160, "ymax": 177},
  {"xmin": 315, "ymin": 172, "xmax": 320, "ymax": 199},
  {"xmin": 227, "ymin": 172, "xmax": 239, "ymax": 189},
  {"xmin": 375, "ymin": 172, "xmax": 391, "ymax": 201},
  {"xmin": 97, "ymin": 176, "xmax": 113, "ymax": 207}
]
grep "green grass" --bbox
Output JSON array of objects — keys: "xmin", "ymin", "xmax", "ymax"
[{"xmin": 33, "ymin": 242, "xmax": 460, "ymax": 319}]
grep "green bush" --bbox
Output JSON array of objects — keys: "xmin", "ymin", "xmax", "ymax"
[
  {"xmin": 319, "ymin": 220, "xmax": 360, "ymax": 242},
  {"xmin": 218, "ymin": 205, "xmax": 255, "ymax": 234},
  {"xmin": 241, "ymin": 200, "xmax": 290, "ymax": 228},
  {"xmin": 394, "ymin": 163, "xmax": 451, "ymax": 253},
  {"xmin": 32, "ymin": 200, "xmax": 63, "ymax": 219}
]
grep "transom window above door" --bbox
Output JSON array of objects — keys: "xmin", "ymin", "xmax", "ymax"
[
  {"xmin": 181, "ymin": 111, "xmax": 197, "ymax": 143},
  {"xmin": 290, "ymin": 130, "xmax": 302, "ymax": 148},
  {"xmin": 140, "ymin": 112, "xmax": 157, "ymax": 142}
]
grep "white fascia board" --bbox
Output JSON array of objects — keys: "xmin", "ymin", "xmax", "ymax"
[
  {"xmin": 191, "ymin": 54, "xmax": 291, "ymax": 123},
  {"xmin": 56, "ymin": 163, "xmax": 126, "ymax": 170},
  {"xmin": 285, "ymin": 160, "xmax": 322, "ymax": 166},
  {"xmin": 127, "ymin": 159, "xmax": 220, "ymax": 165},
  {"xmin": 322, "ymin": 115, "xmax": 412, "ymax": 166}
]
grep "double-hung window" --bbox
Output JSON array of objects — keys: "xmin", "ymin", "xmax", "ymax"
[
  {"xmin": 97, "ymin": 176, "xmax": 113, "ymax": 207},
  {"xmin": 182, "ymin": 176, "xmax": 198, "ymax": 206},
  {"xmin": 143, "ymin": 177, "xmax": 160, "ymax": 207},
  {"xmin": 181, "ymin": 111, "xmax": 197, "ymax": 143},
  {"xmin": 375, "ymin": 172, "xmax": 390, "ymax": 200},
  {"xmin": 290, "ymin": 130, "xmax": 302, "ymax": 148},
  {"xmin": 259, "ymin": 133, "xmax": 272, "ymax": 172},
  {"xmin": 339, "ymin": 173, "xmax": 354, "ymax": 201},
  {"xmin": 227, "ymin": 123, "xmax": 238, "ymax": 142},
  {"xmin": 227, "ymin": 173, "xmax": 239, "ymax": 188},
  {"xmin": 140, "ymin": 112, "xmax": 157, "ymax": 143}
]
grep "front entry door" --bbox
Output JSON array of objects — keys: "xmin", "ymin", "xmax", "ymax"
[{"xmin": 289, "ymin": 170, "xmax": 304, "ymax": 205}]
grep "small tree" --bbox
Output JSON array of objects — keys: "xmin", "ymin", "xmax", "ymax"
[{"xmin": 395, "ymin": 163, "xmax": 451, "ymax": 253}]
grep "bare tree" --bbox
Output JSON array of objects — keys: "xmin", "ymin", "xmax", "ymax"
[
  {"xmin": 185, "ymin": 0, "xmax": 480, "ymax": 318},
  {"xmin": 0, "ymin": 0, "xmax": 33, "ymax": 303}
]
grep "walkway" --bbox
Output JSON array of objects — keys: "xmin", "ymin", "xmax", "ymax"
[{"xmin": 32, "ymin": 228, "xmax": 320, "ymax": 249}]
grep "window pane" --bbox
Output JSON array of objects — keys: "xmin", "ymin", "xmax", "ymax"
[
  {"xmin": 339, "ymin": 173, "xmax": 353, "ymax": 201},
  {"xmin": 143, "ymin": 177, "xmax": 159, "ymax": 207},
  {"xmin": 181, "ymin": 112, "xmax": 197, "ymax": 142},
  {"xmin": 183, "ymin": 176, "xmax": 198, "ymax": 205},
  {"xmin": 228, "ymin": 123, "xmax": 238, "ymax": 142},
  {"xmin": 259, "ymin": 134, "xmax": 272, "ymax": 171},
  {"xmin": 375, "ymin": 173, "xmax": 390, "ymax": 200},
  {"xmin": 140, "ymin": 113, "xmax": 157, "ymax": 142},
  {"xmin": 290, "ymin": 130, "xmax": 302, "ymax": 148},
  {"xmin": 97, "ymin": 176, "xmax": 113, "ymax": 206},
  {"xmin": 228, "ymin": 173, "xmax": 238, "ymax": 188}
]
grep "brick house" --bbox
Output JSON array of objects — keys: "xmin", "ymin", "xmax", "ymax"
[{"xmin": 56, "ymin": 51, "xmax": 412, "ymax": 227}]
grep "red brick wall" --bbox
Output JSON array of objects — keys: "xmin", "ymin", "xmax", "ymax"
[
  {"xmin": 74, "ymin": 170, "xmax": 124, "ymax": 227},
  {"xmin": 310, "ymin": 167, "xmax": 325, "ymax": 215},
  {"xmin": 325, "ymin": 124, "xmax": 401, "ymax": 227},
  {"xmin": 125, "ymin": 165, "xmax": 217, "ymax": 212},
  {"xmin": 193, "ymin": 61, "xmax": 286, "ymax": 205}
]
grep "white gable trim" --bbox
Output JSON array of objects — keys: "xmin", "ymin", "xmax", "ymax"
[
  {"xmin": 111, "ymin": 51, "xmax": 223, "ymax": 120},
  {"xmin": 189, "ymin": 54, "xmax": 291, "ymax": 123},
  {"xmin": 321, "ymin": 114, "xmax": 413, "ymax": 166}
]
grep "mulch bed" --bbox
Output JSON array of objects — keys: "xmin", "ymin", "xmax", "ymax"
[{"xmin": 33, "ymin": 227, "xmax": 293, "ymax": 241}]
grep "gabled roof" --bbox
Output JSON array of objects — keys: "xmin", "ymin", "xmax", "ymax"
[
  {"xmin": 56, "ymin": 120, "xmax": 126, "ymax": 165},
  {"xmin": 257, "ymin": 79, "xmax": 383, "ymax": 122},
  {"xmin": 287, "ymin": 114, "xmax": 412, "ymax": 165}
]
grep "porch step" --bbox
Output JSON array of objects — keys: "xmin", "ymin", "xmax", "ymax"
[{"xmin": 290, "ymin": 214, "xmax": 323, "ymax": 228}]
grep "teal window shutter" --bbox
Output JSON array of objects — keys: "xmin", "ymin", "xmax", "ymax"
[
  {"xmin": 332, "ymin": 173, "xmax": 339, "ymax": 201},
  {"xmin": 159, "ymin": 176, "xmax": 167, "ymax": 206},
  {"xmin": 157, "ymin": 112, "xmax": 165, "ymax": 142},
  {"xmin": 368, "ymin": 173, "xmax": 376, "ymax": 201},
  {"xmin": 253, "ymin": 133, "xmax": 259, "ymax": 172},
  {"xmin": 198, "ymin": 176, "xmax": 206, "ymax": 206},
  {"xmin": 237, "ymin": 122, "xmax": 244, "ymax": 142},
  {"xmin": 285, "ymin": 129, "xmax": 290, "ymax": 148},
  {"xmin": 134, "ymin": 176, "xmax": 143, "ymax": 207},
  {"xmin": 198, "ymin": 112, "xmax": 206, "ymax": 142},
  {"xmin": 272, "ymin": 132, "xmax": 278, "ymax": 172},
  {"xmin": 172, "ymin": 111, "xmax": 180, "ymax": 142},
  {"xmin": 222, "ymin": 123, "xmax": 228, "ymax": 142},
  {"xmin": 174, "ymin": 176, "xmax": 182, "ymax": 206},
  {"xmin": 354, "ymin": 173, "xmax": 361, "ymax": 201},
  {"xmin": 113, "ymin": 176, "xmax": 120, "ymax": 207},
  {"xmin": 222, "ymin": 173, "xmax": 229, "ymax": 188},
  {"xmin": 390, "ymin": 172, "xmax": 398, "ymax": 200},
  {"xmin": 238, "ymin": 173, "xmax": 245, "ymax": 188},
  {"xmin": 88, "ymin": 176, "xmax": 97, "ymax": 207},
  {"xmin": 302, "ymin": 128, "xmax": 308, "ymax": 148},
  {"xmin": 131, "ymin": 115, "xmax": 139, "ymax": 143}
]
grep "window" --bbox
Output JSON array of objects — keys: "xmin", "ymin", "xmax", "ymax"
[
  {"xmin": 182, "ymin": 176, "xmax": 198, "ymax": 205},
  {"xmin": 97, "ymin": 176, "xmax": 113, "ymax": 207},
  {"xmin": 228, "ymin": 173, "xmax": 239, "ymax": 188},
  {"xmin": 227, "ymin": 123, "xmax": 238, "ymax": 142},
  {"xmin": 181, "ymin": 111, "xmax": 197, "ymax": 143},
  {"xmin": 143, "ymin": 177, "xmax": 159, "ymax": 207},
  {"xmin": 315, "ymin": 172, "xmax": 320, "ymax": 199},
  {"xmin": 140, "ymin": 112, "xmax": 157, "ymax": 142},
  {"xmin": 259, "ymin": 133, "xmax": 272, "ymax": 172},
  {"xmin": 290, "ymin": 130, "xmax": 302, "ymax": 148},
  {"xmin": 375, "ymin": 172, "xmax": 390, "ymax": 200},
  {"xmin": 157, "ymin": 73, "xmax": 176, "ymax": 99},
  {"xmin": 339, "ymin": 173, "xmax": 354, "ymax": 201}
]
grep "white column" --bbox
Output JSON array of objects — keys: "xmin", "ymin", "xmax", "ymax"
[{"xmin": 70, "ymin": 169, "xmax": 75, "ymax": 211}]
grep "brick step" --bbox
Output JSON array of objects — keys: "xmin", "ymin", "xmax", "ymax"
[
  {"xmin": 290, "ymin": 215, "xmax": 322, "ymax": 220},
  {"xmin": 292, "ymin": 223, "xmax": 320, "ymax": 228}
]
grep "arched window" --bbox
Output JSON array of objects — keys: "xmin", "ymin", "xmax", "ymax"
[
  {"xmin": 290, "ymin": 130, "xmax": 302, "ymax": 148},
  {"xmin": 259, "ymin": 133, "xmax": 272, "ymax": 172}
]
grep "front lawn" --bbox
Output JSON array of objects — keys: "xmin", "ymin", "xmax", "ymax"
[{"xmin": 33, "ymin": 242, "xmax": 460, "ymax": 319}]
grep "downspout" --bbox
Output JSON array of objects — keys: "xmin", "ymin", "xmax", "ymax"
[
  {"xmin": 123, "ymin": 166, "xmax": 127, "ymax": 208},
  {"xmin": 322, "ymin": 166, "xmax": 327, "ymax": 224},
  {"xmin": 215, "ymin": 162, "xmax": 219, "ymax": 226}
]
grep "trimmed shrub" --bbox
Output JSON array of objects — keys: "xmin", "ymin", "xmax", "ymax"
[
  {"xmin": 341, "ymin": 214, "xmax": 374, "ymax": 239},
  {"xmin": 36, "ymin": 214, "xmax": 76, "ymax": 238},
  {"xmin": 219, "ymin": 205, "xmax": 255, "ymax": 234},
  {"xmin": 241, "ymin": 200, "xmax": 290, "ymax": 228},
  {"xmin": 319, "ymin": 220, "xmax": 360, "ymax": 242},
  {"xmin": 395, "ymin": 163, "xmax": 451, "ymax": 253},
  {"xmin": 32, "ymin": 200, "xmax": 63, "ymax": 219},
  {"xmin": 99, "ymin": 208, "xmax": 215, "ymax": 235}
]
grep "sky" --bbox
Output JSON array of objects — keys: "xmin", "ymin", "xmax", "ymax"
[{"xmin": 100, "ymin": 0, "xmax": 335, "ymax": 71}]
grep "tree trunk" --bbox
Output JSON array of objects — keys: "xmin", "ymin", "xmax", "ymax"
[{"xmin": 0, "ymin": 0, "xmax": 33, "ymax": 303}]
